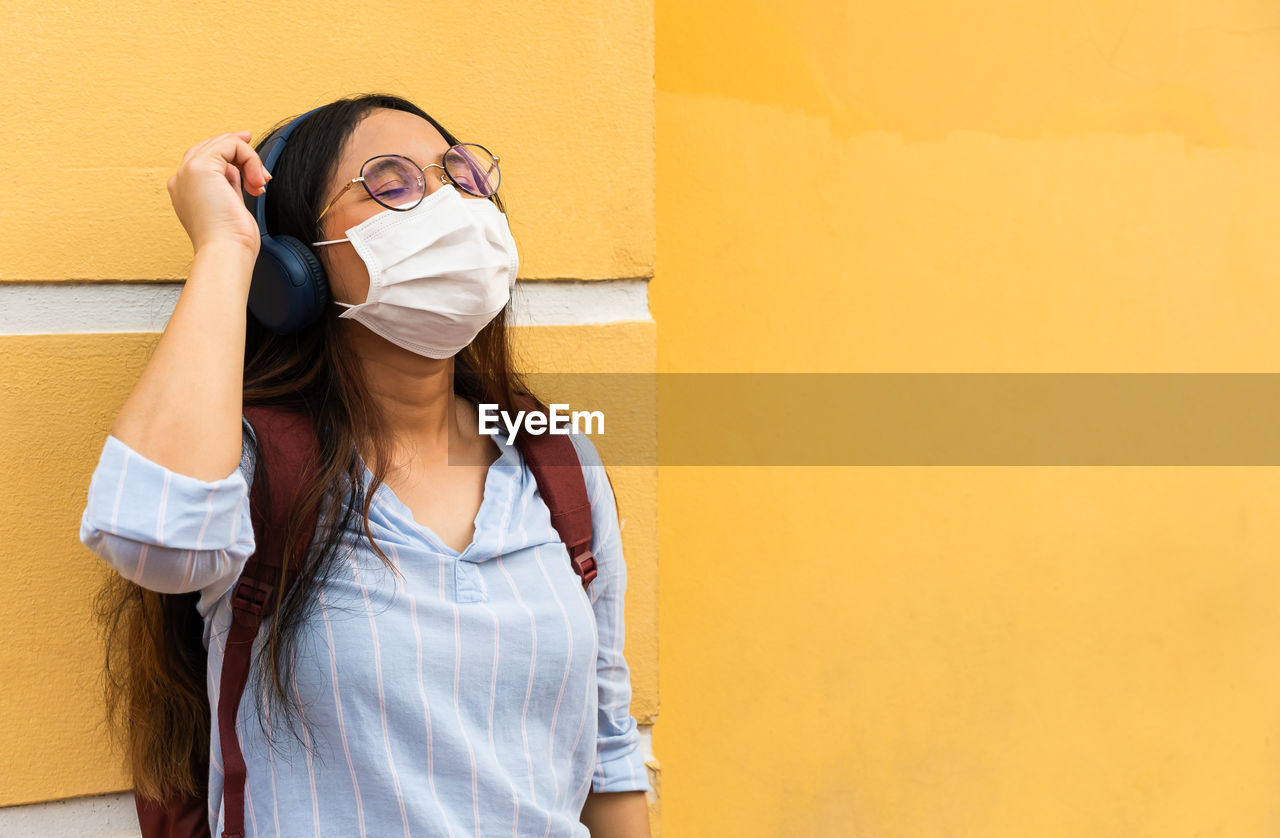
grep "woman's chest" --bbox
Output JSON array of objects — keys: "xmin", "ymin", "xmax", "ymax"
[
  {"xmin": 289, "ymin": 542, "xmax": 601, "ymax": 719},
  {"xmin": 378, "ymin": 453, "xmax": 495, "ymax": 556}
]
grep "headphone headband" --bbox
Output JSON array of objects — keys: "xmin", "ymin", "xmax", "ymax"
[
  {"xmin": 245, "ymin": 104, "xmax": 326, "ymax": 240},
  {"xmin": 241, "ymin": 104, "xmax": 331, "ymax": 335}
]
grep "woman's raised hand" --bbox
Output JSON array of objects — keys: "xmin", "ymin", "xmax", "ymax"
[
  {"xmin": 112, "ymin": 131, "xmax": 267, "ymax": 480},
  {"xmin": 166, "ymin": 130, "xmax": 271, "ymax": 257}
]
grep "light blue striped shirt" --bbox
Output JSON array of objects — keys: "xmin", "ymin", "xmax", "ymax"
[{"xmin": 79, "ymin": 413, "xmax": 649, "ymax": 837}]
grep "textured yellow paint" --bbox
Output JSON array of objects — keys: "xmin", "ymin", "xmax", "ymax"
[
  {"xmin": 659, "ymin": 0, "xmax": 1280, "ymax": 148},
  {"xmin": 0, "ymin": 323, "xmax": 657, "ymax": 806},
  {"xmin": 0, "ymin": 333, "xmax": 160, "ymax": 804},
  {"xmin": 654, "ymin": 0, "xmax": 1280, "ymax": 836},
  {"xmin": 655, "ymin": 92, "xmax": 1280, "ymax": 373},
  {"xmin": 0, "ymin": 0, "xmax": 653, "ymax": 282},
  {"xmin": 658, "ymin": 466, "xmax": 1280, "ymax": 836}
]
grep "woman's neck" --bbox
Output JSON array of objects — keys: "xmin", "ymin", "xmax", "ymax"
[{"xmin": 347, "ymin": 330, "xmax": 469, "ymax": 467}]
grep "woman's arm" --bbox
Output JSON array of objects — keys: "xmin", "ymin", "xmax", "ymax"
[
  {"xmin": 579, "ymin": 790, "xmax": 651, "ymax": 837},
  {"xmin": 111, "ymin": 131, "xmax": 269, "ymax": 481},
  {"xmin": 111, "ymin": 241, "xmax": 255, "ymax": 480},
  {"xmin": 79, "ymin": 417, "xmax": 258, "ymax": 609},
  {"xmin": 82, "ymin": 131, "xmax": 268, "ymax": 598}
]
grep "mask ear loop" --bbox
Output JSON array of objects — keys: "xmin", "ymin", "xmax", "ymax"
[
  {"xmin": 317, "ymin": 227, "xmax": 359, "ymax": 313},
  {"xmin": 314, "ymin": 239, "xmax": 355, "ymax": 311}
]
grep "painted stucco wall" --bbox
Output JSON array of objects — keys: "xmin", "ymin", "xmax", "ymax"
[
  {"xmin": 0, "ymin": 0, "xmax": 658, "ymax": 833},
  {"xmin": 9, "ymin": 0, "xmax": 1280, "ymax": 835},
  {"xmin": 653, "ymin": 1, "xmax": 1280, "ymax": 836}
]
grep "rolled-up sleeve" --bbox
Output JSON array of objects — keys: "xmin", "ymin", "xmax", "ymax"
[
  {"xmin": 79, "ymin": 418, "xmax": 258, "ymax": 614},
  {"xmin": 568, "ymin": 430, "xmax": 651, "ymax": 794}
]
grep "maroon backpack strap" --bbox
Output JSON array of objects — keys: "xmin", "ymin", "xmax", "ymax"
[
  {"xmin": 134, "ymin": 774, "xmax": 209, "ymax": 838},
  {"xmin": 218, "ymin": 405, "xmax": 321, "ymax": 838},
  {"xmin": 511, "ymin": 393, "xmax": 598, "ymax": 590}
]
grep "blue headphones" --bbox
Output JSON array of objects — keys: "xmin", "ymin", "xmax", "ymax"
[{"xmin": 241, "ymin": 105, "xmax": 330, "ymax": 334}]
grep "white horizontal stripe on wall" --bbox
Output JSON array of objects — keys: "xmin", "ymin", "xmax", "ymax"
[
  {"xmin": 0, "ymin": 725, "xmax": 658, "ymax": 836},
  {"xmin": 509, "ymin": 279, "xmax": 651, "ymax": 327},
  {"xmin": 0, "ymin": 278, "xmax": 651, "ymax": 335},
  {"xmin": 0, "ymin": 790, "xmax": 139, "ymax": 838}
]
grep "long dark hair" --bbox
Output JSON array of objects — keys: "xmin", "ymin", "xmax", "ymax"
[{"xmin": 94, "ymin": 92, "xmax": 534, "ymax": 801}]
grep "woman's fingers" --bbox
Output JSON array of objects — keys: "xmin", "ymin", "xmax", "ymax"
[
  {"xmin": 218, "ymin": 135, "xmax": 271, "ymax": 195},
  {"xmin": 224, "ymin": 160, "xmax": 242, "ymax": 194},
  {"xmin": 180, "ymin": 132, "xmax": 230, "ymax": 166},
  {"xmin": 179, "ymin": 132, "xmax": 265, "ymax": 191},
  {"xmin": 167, "ymin": 130, "xmax": 271, "ymax": 255}
]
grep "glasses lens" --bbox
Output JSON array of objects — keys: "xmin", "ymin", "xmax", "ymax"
[
  {"xmin": 362, "ymin": 156, "xmax": 425, "ymax": 210},
  {"xmin": 444, "ymin": 144, "xmax": 500, "ymax": 197}
]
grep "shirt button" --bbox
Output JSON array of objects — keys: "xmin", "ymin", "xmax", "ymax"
[{"xmin": 455, "ymin": 561, "xmax": 487, "ymax": 602}]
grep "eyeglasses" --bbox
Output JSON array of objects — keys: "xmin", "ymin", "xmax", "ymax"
[{"xmin": 315, "ymin": 144, "xmax": 501, "ymax": 223}]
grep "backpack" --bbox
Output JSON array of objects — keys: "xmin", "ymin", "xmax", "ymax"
[{"xmin": 133, "ymin": 393, "xmax": 601, "ymax": 838}]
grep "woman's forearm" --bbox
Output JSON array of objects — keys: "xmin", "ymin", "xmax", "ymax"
[
  {"xmin": 110, "ymin": 243, "xmax": 255, "ymax": 480},
  {"xmin": 579, "ymin": 790, "xmax": 651, "ymax": 837}
]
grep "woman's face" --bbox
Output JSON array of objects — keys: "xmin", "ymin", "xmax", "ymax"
[{"xmin": 314, "ymin": 107, "xmax": 488, "ymax": 307}]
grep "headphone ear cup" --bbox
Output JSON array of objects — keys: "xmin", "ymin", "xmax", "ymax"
[
  {"xmin": 281, "ymin": 235, "xmax": 331, "ymax": 319},
  {"xmin": 248, "ymin": 235, "xmax": 330, "ymax": 334}
]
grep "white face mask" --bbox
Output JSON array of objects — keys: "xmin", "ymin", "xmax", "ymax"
[{"xmin": 312, "ymin": 183, "xmax": 518, "ymax": 359}]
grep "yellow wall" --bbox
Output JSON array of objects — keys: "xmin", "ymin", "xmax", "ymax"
[
  {"xmin": 10, "ymin": 0, "xmax": 1280, "ymax": 834},
  {"xmin": 0, "ymin": 0, "xmax": 659, "ymax": 829},
  {"xmin": 654, "ymin": 0, "xmax": 1280, "ymax": 836},
  {"xmin": 0, "ymin": 0, "xmax": 654, "ymax": 284}
]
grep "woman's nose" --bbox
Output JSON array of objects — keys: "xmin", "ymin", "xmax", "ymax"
[{"xmin": 423, "ymin": 172, "xmax": 448, "ymax": 197}]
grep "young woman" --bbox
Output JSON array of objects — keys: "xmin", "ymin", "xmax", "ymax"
[{"xmin": 80, "ymin": 93, "xmax": 651, "ymax": 837}]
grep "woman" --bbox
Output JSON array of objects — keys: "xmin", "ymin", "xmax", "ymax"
[{"xmin": 80, "ymin": 93, "xmax": 651, "ymax": 837}]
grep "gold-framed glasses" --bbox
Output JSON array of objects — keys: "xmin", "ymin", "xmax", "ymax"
[{"xmin": 315, "ymin": 144, "xmax": 501, "ymax": 223}]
